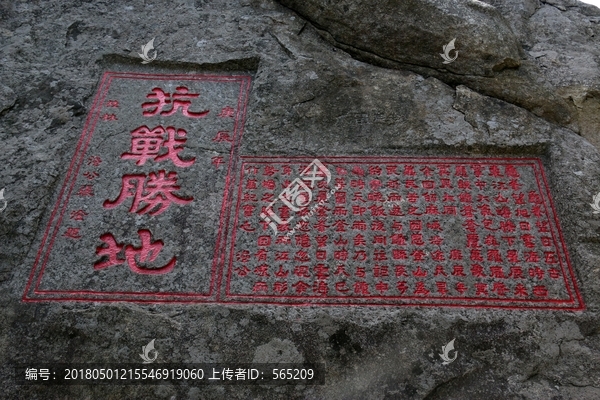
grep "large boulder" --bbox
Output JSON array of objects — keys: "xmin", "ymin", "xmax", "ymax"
[{"xmin": 278, "ymin": 0, "xmax": 580, "ymax": 127}]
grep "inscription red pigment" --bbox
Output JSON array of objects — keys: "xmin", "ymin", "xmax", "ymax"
[
  {"xmin": 23, "ymin": 72, "xmax": 251, "ymax": 303},
  {"xmin": 221, "ymin": 157, "xmax": 584, "ymax": 310}
]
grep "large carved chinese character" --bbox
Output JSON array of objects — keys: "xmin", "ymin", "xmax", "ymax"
[
  {"xmin": 142, "ymin": 87, "xmax": 209, "ymax": 118},
  {"xmin": 103, "ymin": 171, "xmax": 192, "ymax": 215}
]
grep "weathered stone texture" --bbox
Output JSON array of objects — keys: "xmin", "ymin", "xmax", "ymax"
[{"xmin": 1, "ymin": 0, "xmax": 600, "ymax": 398}]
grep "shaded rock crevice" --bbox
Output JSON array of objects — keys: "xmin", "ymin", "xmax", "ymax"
[{"xmin": 277, "ymin": 0, "xmax": 580, "ymax": 130}]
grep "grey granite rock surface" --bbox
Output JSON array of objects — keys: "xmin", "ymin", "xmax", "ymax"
[{"xmin": 1, "ymin": 0, "xmax": 600, "ymax": 399}]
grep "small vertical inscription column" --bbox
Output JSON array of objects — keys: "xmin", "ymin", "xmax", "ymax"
[
  {"xmin": 24, "ymin": 72, "xmax": 251, "ymax": 303},
  {"xmin": 221, "ymin": 156, "xmax": 584, "ymax": 310}
]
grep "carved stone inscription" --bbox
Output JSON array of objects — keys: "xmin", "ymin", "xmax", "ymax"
[{"xmin": 222, "ymin": 156, "xmax": 583, "ymax": 310}]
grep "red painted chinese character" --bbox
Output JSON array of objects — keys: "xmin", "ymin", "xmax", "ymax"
[
  {"xmin": 335, "ymin": 281, "xmax": 350, "ymax": 293},
  {"xmin": 313, "ymin": 281, "xmax": 328, "ymax": 296},
  {"xmin": 375, "ymin": 281, "xmax": 389, "ymax": 293},
  {"xmin": 70, "ymin": 210, "xmax": 88, "ymax": 221},
  {"xmin": 458, "ymin": 192, "xmax": 472, "ymax": 203},
  {"xmin": 373, "ymin": 265, "xmax": 389, "ymax": 277},
  {"xmin": 253, "ymin": 282, "xmax": 269, "ymax": 293},
  {"xmin": 236, "ymin": 250, "xmax": 251, "ymax": 263},
  {"xmin": 492, "ymin": 282, "xmax": 509, "ymax": 296},
  {"xmin": 352, "ymin": 166, "xmax": 365, "ymax": 176},
  {"xmin": 484, "ymin": 235, "xmax": 499, "ymax": 246},
  {"xmin": 255, "ymin": 248, "xmax": 268, "ymax": 261},
  {"xmin": 470, "ymin": 264, "xmax": 486, "ymax": 277},
  {"xmin": 212, "ymin": 131, "xmax": 233, "ymax": 143},
  {"xmin": 528, "ymin": 191, "xmax": 543, "ymax": 204},
  {"xmin": 83, "ymin": 171, "xmax": 99, "ymax": 180},
  {"xmin": 508, "ymin": 266, "xmax": 524, "ymax": 279},
  {"xmin": 487, "ymin": 249, "xmax": 502, "ymax": 262},
  {"xmin": 524, "ymin": 251, "xmax": 540, "ymax": 262},
  {"xmin": 499, "ymin": 220, "xmax": 516, "ymax": 233},
  {"xmin": 420, "ymin": 166, "xmax": 434, "ymax": 176},
  {"xmin": 532, "ymin": 285, "xmax": 548, "ymax": 297},
  {"xmin": 257, "ymin": 235, "xmax": 271, "ymax": 247},
  {"xmin": 274, "ymin": 266, "xmax": 289, "ymax": 278},
  {"xmin": 452, "ymin": 265, "xmax": 466, "ymax": 277},
  {"xmin": 387, "ymin": 179, "xmax": 400, "ymax": 189},
  {"xmin": 528, "ymin": 267, "xmax": 544, "ymax": 279},
  {"xmin": 471, "ymin": 164, "xmax": 484, "ymax": 177},
  {"xmin": 548, "ymin": 268, "xmax": 561, "ymax": 279},
  {"xmin": 254, "ymin": 264, "xmax": 270, "ymax": 277},
  {"xmin": 122, "ymin": 126, "xmax": 196, "ymax": 167},
  {"xmin": 218, "ymin": 106, "xmax": 235, "ymax": 117},
  {"xmin": 373, "ymin": 250, "xmax": 388, "ymax": 261},
  {"xmin": 273, "ymin": 281, "xmax": 288, "ymax": 293},
  {"xmin": 499, "ymin": 232, "xmax": 516, "ymax": 243},
  {"xmin": 291, "ymin": 280, "xmax": 310, "ymax": 293},
  {"xmin": 414, "ymin": 282, "xmax": 430, "ymax": 296},
  {"xmin": 293, "ymin": 266, "xmax": 310, "ymax": 278},
  {"xmin": 369, "ymin": 166, "xmax": 382, "ymax": 176},
  {"xmin": 505, "ymin": 165, "xmax": 520, "ymax": 178},
  {"xmin": 405, "ymin": 180, "xmax": 418, "ymax": 189},
  {"xmin": 103, "ymin": 171, "xmax": 192, "ymax": 215},
  {"xmin": 294, "ymin": 250, "xmax": 310, "ymax": 262},
  {"xmin": 395, "ymin": 265, "xmax": 408, "ymax": 277},
  {"xmin": 397, "ymin": 281, "xmax": 409, "ymax": 294},
  {"xmin": 87, "ymin": 156, "xmax": 102, "ymax": 166},
  {"xmin": 443, "ymin": 205, "xmax": 457, "ymax": 215},
  {"xmin": 63, "ymin": 227, "xmax": 82, "ymax": 239},
  {"xmin": 422, "ymin": 180, "xmax": 435, "ymax": 189},
  {"xmin": 470, "ymin": 249, "xmax": 483, "ymax": 262},
  {"xmin": 314, "ymin": 264, "xmax": 329, "ymax": 280},
  {"xmin": 392, "ymin": 250, "xmax": 407, "ymax": 260},
  {"xmin": 544, "ymin": 252, "xmax": 558, "ymax": 263},
  {"xmin": 311, "ymin": 235, "xmax": 326, "ymax": 247},
  {"xmin": 235, "ymin": 266, "xmax": 250, "ymax": 276},
  {"xmin": 262, "ymin": 180, "xmax": 276, "ymax": 190},
  {"xmin": 334, "ymin": 249, "xmax": 348, "ymax": 261},
  {"xmin": 94, "ymin": 230, "xmax": 176, "ymax": 274},
  {"xmin": 436, "ymin": 282, "xmax": 448, "ymax": 295},
  {"xmin": 210, "ymin": 156, "xmax": 225, "ymax": 169},
  {"xmin": 142, "ymin": 87, "xmax": 209, "ymax": 118},
  {"xmin": 334, "ymin": 265, "xmax": 350, "ymax": 277},
  {"xmin": 355, "ymin": 267, "xmax": 366, "ymax": 278},
  {"xmin": 432, "ymin": 251, "xmax": 445, "ymax": 261},
  {"xmin": 354, "ymin": 250, "xmax": 368, "ymax": 261},
  {"xmin": 106, "ymin": 100, "xmax": 119, "ymax": 107},
  {"xmin": 434, "ymin": 265, "xmax": 447, "ymax": 276},
  {"xmin": 437, "ymin": 164, "xmax": 451, "ymax": 176},
  {"xmin": 76, "ymin": 185, "xmax": 94, "ymax": 197},
  {"xmin": 430, "ymin": 236, "xmax": 443, "ymax": 245},
  {"xmin": 403, "ymin": 165, "xmax": 416, "ymax": 176},
  {"xmin": 333, "ymin": 206, "xmax": 347, "ymax": 216},
  {"xmin": 514, "ymin": 284, "xmax": 528, "ymax": 296},
  {"xmin": 240, "ymin": 222, "xmax": 255, "ymax": 233},
  {"xmin": 455, "ymin": 165, "xmax": 468, "ymax": 177},
  {"xmin": 455, "ymin": 282, "xmax": 468, "ymax": 294},
  {"xmin": 475, "ymin": 283, "xmax": 488, "ymax": 296},
  {"xmin": 333, "ymin": 220, "xmax": 348, "ymax": 232},
  {"xmin": 490, "ymin": 266, "xmax": 505, "ymax": 278},
  {"xmin": 102, "ymin": 113, "xmax": 117, "ymax": 121}
]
